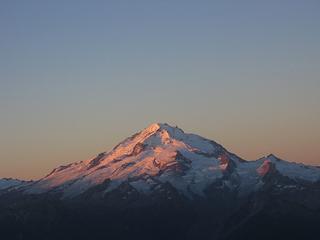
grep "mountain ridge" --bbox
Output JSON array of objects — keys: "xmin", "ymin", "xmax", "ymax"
[
  {"xmin": 1, "ymin": 123, "xmax": 320, "ymax": 240},
  {"xmin": 2, "ymin": 123, "xmax": 318, "ymax": 199}
]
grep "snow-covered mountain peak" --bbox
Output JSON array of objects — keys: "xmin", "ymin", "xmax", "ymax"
[
  {"xmin": 100, "ymin": 123, "xmax": 187, "ymax": 165},
  {"xmin": 137, "ymin": 123, "xmax": 186, "ymax": 144},
  {"xmin": 105, "ymin": 123, "xmax": 220, "ymax": 163},
  {"xmin": 265, "ymin": 154, "xmax": 281, "ymax": 162},
  {"xmin": 258, "ymin": 154, "xmax": 320, "ymax": 182},
  {"xmin": 135, "ymin": 123, "xmax": 183, "ymax": 137},
  {"xmin": 28, "ymin": 123, "xmax": 232, "ymax": 196},
  {"xmin": 25, "ymin": 123, "xmax": 320, "ymax": 198}
]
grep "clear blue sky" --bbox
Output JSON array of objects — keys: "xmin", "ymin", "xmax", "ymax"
[{"xmin": 1, "ymin": 0, "xmax": 319, "ymax": 179}]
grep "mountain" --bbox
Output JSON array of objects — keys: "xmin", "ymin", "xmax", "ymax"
[
  {"xmin": 23, "ymin": 123, "xmax": 320, "ymax": 198},
  {"xmin": 1, "ymin": 123, "xmax": 320, "ymax": 240},
  {"xmin": 0, "ymin": 178, "xmax": 28, "ymax": 191}
]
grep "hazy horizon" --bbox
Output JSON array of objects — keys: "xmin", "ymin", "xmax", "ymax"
[{"xmin": 1, "ymin": 0, "xmax": 320, "ymax": 180}]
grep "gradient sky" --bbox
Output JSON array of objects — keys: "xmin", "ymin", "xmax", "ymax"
[{"xmin": 1, "ymin": 0, "xmax": 320, "ymax": 180}]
